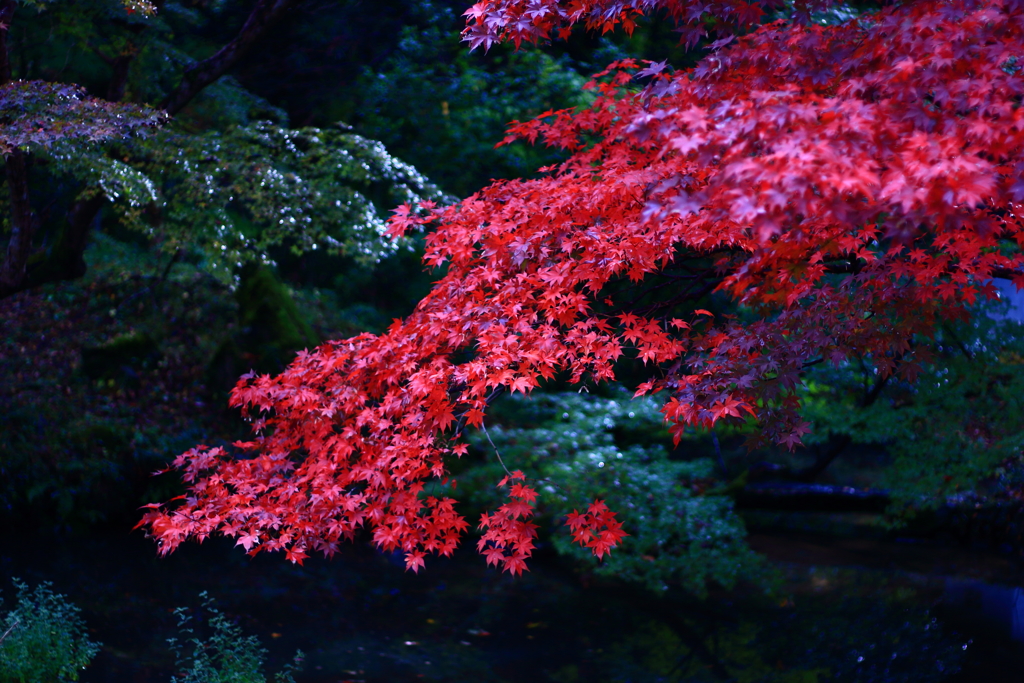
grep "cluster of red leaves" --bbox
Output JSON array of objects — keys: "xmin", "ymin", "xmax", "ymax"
[
  {"xmin": 476, "ymin": 471, "xmax": 539, "ymax": 575},
  {"xmin": 566, "ymin": 500, "xmax": 628, "ymax": 559},
  {"xmin": 142, "ymin": 0, "xmax": 1024, "ymax": 573},
  {"xmin": 462, "ymin": 0, "xmax": 812, "ymax": 49}
]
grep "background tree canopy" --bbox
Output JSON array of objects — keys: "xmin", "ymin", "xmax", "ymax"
[{"xmin": 2, "ymin": 0, "xmax": 1024, "ymax": 613}]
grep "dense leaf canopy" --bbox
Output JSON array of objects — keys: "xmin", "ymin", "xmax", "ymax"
[{"xmin": 143, "ymin": 0, "xmax": 1024, "ymax": 574}]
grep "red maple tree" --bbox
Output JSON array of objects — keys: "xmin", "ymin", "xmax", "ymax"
[{"xmin": 141, "ymin": 0, "xmax": 1024, "ymax": 573}]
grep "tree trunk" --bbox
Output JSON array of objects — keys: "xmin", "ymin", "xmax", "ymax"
[
  {"xmin": 24, "ymin": 194, "xmax": 106, "ymax": 288},
  {"xmin": 107, "ymin": 52, "xmax": 134, "ymax": 102},
  {"xmin": 0, "ymin": 0, "xmax": 39, "ymax": 298},
  {"xmin": 1, "ymin": 26, "xmax": 136, "ymax": 297},
  {"xmin": 0, "ymin": 150, "xmax": 38, "ymax": 297}
]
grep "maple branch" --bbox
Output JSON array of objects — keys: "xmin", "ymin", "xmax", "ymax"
[
  {"xmin": 452, "ymin": 385, "xmax": 504, "ymax": 439},
  {"xmin": 143, "ymin": 0, "xmax": 1024, "ymax": 576},
  {"xmin": 162, "ymin": 0, "xmax": 300, "ymax": 115},
  {"xmin": 634, "ymin": 276, "xmax": 721, "ymax": 318},
  {"xmin": 612, "ymin": 259, "xmax": 724, "ymax": 317},
  {"xmin": 656, "ymin": 271, "xmax": 703, "ymax": 280},
  {"xmin": 622, "ymin": 276, "xmax": 682, "ymax": 310},
  {"xmin": 474, "ymin": 402, "xmax": 572, "ymax": 496},
  {"xmin": 822, "ymin": 258, "xmax": 862, "ymax": 275}
]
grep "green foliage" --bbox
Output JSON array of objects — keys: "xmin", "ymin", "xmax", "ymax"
[
  {"xmin": 0, "ymin": 579, "xmax": 100, "ymax": 683},
  {"xmin": 206, "ymin": 264, "xmax": 320, "ymax": 395},
  {"xmin": 168, "ymin": 593, "xmax": 302, "ymax": 683},
  {"xmin": 81, "ymin": 330, "xmax": 160, "ymax": 384},
  {"xmin": 800, "ymin": 301, "xmax": 1024, "ymax": 517},
  {"xmin": 58, "ymin": 123, "xmax": 448, "ymax": 283},
  {"xmin": 0, "ymin": 238, "xmax": 243, "ymax": 526},
  {"xmin": 354, "ymin": 2, "xmax": 592, "ymax": 197},
  {"xmin": 6, "ymin": 0, "xmax": 449, "ymax": 289},
  {"xmin": 462, "ymin": 389, "xmax": 769, "ymax": 595},
  {"xmin": 234, "ymin": 265, "xmax": 317, "ymax": 352},
  {"xmin": 0, "ymin": 0, "xmax": 456, "ymax": 530},
  {"xmin": 15, "ymin": 0, "xmax": 214, "ymax": 108}
]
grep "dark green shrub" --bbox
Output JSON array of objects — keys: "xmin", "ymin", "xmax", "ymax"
[
  {"xmin": 169, "ymin": 593, "xmax": 303, "ymax": 683},
  {"xmin": 0, "ymin": 579, "xmax": 100, "ymax": 683}
]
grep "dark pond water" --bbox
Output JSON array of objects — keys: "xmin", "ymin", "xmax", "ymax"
[{"xmin": 2, "ymin": 517, "xmax": 1023, "ymax": 682}]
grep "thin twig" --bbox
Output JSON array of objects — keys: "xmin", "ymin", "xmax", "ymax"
[
  {"xmin": 480, "ymin": 421, "xmax": 571, "ymax": 496},
  {"xmin": 452, "ymin": 386, "xmax": 505, "ymax": 439},
  {"xmin": 480, "ymin": 419, "xmax": 514, "ymax": 479},
  {"xmin": 0, "ymin": 619, "xmax": 19, "ymax": 645},
  {"xmin": 160, "ymin": 247, "xmax": 184, "ymax": 283}
]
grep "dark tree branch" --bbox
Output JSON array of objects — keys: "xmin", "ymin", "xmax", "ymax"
[
  {"xmin": 626, "ymin": 590, "xmax": 734, "ymax": 681},
  {"xmin": 794, "ymin": 371, "xmax": 889, "ymax": 481},
  {"xmin": 992, "ymin": 267, "xmax": 1024, "ymax": 281},
  {"xmin": 635, "ymin": 277, "xmax": 720, "ymax": 317},
  {"xmin": 711, "ymin": 427, "xmax": 727, "ymax": 478},
  {"xmin": 162, "ymin": 0, "xmax": 299, "ymax": 115},
  {"xmin": 10, "ymin": 25, "xmax": 144, "ymax": 295},
  {"xmin": 89, "ymin": 44, "xmax": 118, "ymax": 67},
  {"xmin": 44, "ymin": 34, "xmax": 142, "ymax": 286},
  {"xmin": 160, "ymin": 247, "xmax": 184, "ymax": 283},
  {"xmin": 0, "ymin": 0, "xmax": 37, "ymax": 296},
  {"xmin": 794, "ymin": 434, "xmax": 851, "ymax": 483},
  {"xmin": 0, "ymin": 618, "xmax": 19, "ymax": 646},
  {"xmin": 107, "ymin": 51, "xmax": 135, "ymax": 102},
  {"xmin": 941, "ymin": 324, "xmax": 974, "ymax": 361},
  {"xmin": 822, "ymin": 259, "xmax": 861, "ymax": 274}
]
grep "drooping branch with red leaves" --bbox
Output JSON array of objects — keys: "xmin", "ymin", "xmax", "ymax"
[{"xmin": 141, "ymin": 0, "xmax": 1024, "ymax": 573}]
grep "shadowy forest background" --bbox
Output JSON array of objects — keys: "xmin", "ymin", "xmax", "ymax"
[{"xmin": 2, "ymin": 0, "xmax": 1024, "ymax": 680}]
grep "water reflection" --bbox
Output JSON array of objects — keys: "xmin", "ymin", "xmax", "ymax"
[
  {"xmin": 2, "ymin": 529, "xmax": 1023, "ymax": 682},
  {"xmin": 944, "ymin": 581, "xmax": 1024, "ymax": 642}
]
